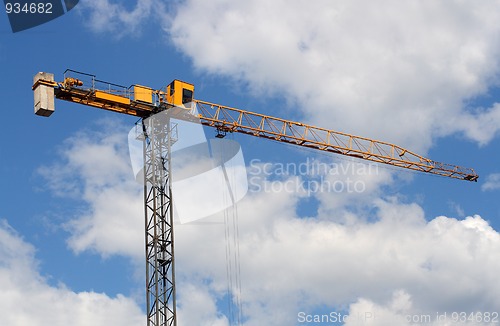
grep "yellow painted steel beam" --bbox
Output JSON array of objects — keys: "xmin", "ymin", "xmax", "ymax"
[
  {"xmin": 53, "ymin": 85, "xmax": 157, "ymax": 117},
  {"xmin": 94, "ymin": 90, "xmax": 131, "ymax": 105}
]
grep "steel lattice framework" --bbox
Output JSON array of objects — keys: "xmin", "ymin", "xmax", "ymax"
[
  {"xmin": 142, "ymin": 116, "xmax": 177, "ymax": 326},
  {"xmin": 193, "ymin": 100, "xmax": 478, "ymax": 181}
]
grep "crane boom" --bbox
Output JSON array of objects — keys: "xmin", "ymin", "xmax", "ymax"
[
  {"xmin": 33, "ymin": 69, "xmax": 478, "ymax": 326},
  {"xmin": 194, "ymin": 100, "xmax": 477, "ymax": 181}
]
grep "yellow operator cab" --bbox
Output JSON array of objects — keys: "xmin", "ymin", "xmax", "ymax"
[{"xmin": 166, "ymin": 80, "xmax": 194, "ymax": 107}]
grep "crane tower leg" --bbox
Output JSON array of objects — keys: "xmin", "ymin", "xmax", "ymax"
[{"xmin": 143, "ymin": 115, "xmax": 178, "ymax": 326}]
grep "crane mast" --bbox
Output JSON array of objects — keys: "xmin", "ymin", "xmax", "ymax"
[
  {"xmin": 33, "ymin": 69, "xmax": 479, "ymax": 326},
  {"xmin": 142, "ymin": 115, "xmax": 177, "ymax": 326}
]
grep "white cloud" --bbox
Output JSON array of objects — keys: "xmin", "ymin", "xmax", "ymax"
[
  {"xmin": 448, "ymin": 200, "xmax": 466, "ymax": 218},
  {"xmin": 168, "ymin": 0, "xmax": 500, "ymax": 153},
  {"xmin": 39, "ymin": 119, "xmax": 144, "ymax": 259},
  {"xmin": 171, "ymin": 186, "xmax": 500, "ymax": 325},
  {"xmin": 78, "ymin": 0, "xmax": 160, "ymax": 36},
  {"xmin": 482, "ymin": 173, "xmax": 500, "ymax": 191},
  {"xmin": 345, "ymin": 290, "xmax": 495, "ymax": 326},
  {"xmin": 0, "ymin": 219, "xmax": 144, "ymax": 326},
  {"xmin": 176, "ymin": 282, "xmax": 229, "ymax": 326},
  {"xmin": 446, "ymin": 103, "xmax": 500, "ymax": 146}
]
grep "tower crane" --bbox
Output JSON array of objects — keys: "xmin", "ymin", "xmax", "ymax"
[{"xmin": 32, "ymin": 69, "xmax": 479, "ymax": 326}]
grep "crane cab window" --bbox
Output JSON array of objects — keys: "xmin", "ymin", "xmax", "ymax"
[
  {"xmin": 182, "ymin": 89, "xmax": 193, "ymax": 104},
  {"xmin": 169, "ymin": 81, "xmax": 175, "ymax": 96}
]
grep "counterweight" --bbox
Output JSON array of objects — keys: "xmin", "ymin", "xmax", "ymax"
[{"xmin": 33, "ymin": 69, "xmax": 479, "ymax": 326}]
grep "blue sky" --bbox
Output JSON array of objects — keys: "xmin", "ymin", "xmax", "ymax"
[{"xmin": 1, "ymin": 1, "xmax": 500, "ymax": 325}]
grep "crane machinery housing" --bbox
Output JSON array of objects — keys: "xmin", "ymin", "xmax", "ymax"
[{"xmin": 33, "ymin": 69, "xmax": 479, "ymax": 326}]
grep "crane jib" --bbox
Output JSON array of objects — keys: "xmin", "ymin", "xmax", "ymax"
[{"xmin": 32, "ymin": 70, "xmax": 478, "ymax": 182}]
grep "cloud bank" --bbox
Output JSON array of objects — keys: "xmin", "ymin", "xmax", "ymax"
[
  {"xmin": 167, "ymin": 0, "xmax": 500, "ymax": 153},
  {"xmin": 0, "ymin": 219, "xmax": 144, "ymax": 326},
  {"xmin": 37, "ymin": 120, "xmax": 500, "ymax": 325}
]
